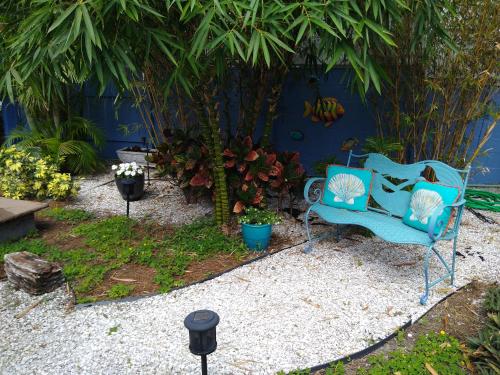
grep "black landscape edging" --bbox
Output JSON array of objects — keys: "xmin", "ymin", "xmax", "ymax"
[
  {"xmin": 302, "ymin": 283, "xmax": 469, "ymax": 373},
  {"xmin": 76, "ymin": 239, "xmax": 307, "ymax": 309}
]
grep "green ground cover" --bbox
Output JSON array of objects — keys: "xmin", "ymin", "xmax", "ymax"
[{"xmin": 0, "ymin": 208, "xmax": 248, "ymax": 303}]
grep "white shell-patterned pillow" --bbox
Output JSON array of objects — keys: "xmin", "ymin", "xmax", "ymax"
[
  {"xmin": 402, "ymin": 181, "xmax": 460, "ymax": 234},
  {"xmin": 322, "ymin": 165, "xmax": 374, "ymax": 211}
]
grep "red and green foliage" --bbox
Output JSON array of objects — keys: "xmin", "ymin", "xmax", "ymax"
[
  {"xmin": 154, "ymin": 131, "xmax": 306, "ymax": 213},
  {"xmin": 224, "ymin": 136, "xmax": 276, "ymax": 213},
  {"xmin": 223, "ymin": 137, "xmax": 305, "ymax": 214},
  {"xmin": 153, "ymin": 129, "xmax": 213, "ymax": 203},
  {"xmin": 271, "ymin": 152, "xmax": 306, "ymax": 209}
]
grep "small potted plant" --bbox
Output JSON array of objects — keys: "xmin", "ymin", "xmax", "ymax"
[
  {"xmin": 112, "ymin": 162, "xmax": 145, "ymax": 201},
  {"xmin": 238, "ymin": 207, "xmax": 281, "ymax": 251}
]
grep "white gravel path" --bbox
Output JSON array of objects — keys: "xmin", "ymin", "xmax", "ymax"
[
  {"xmin": 68, "ymin": 172, "xmax": 212, "ymax": 224},
  {"xmin": 1, "ymin": 210, "xmax": 498, "ymax": 374}
]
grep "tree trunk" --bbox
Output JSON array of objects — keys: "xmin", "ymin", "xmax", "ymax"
[{"xmin": 261, "ymin": 68, "xmax": 286, "ymax": 149}]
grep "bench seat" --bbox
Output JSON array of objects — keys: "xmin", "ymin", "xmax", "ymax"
[{"xmin": 310, "ymin": 203, "xmax": 442, "ymax": 247}]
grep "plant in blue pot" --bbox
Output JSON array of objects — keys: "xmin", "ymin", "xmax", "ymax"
[{"xmin": 238, "ymin": 207, "xmax": 281, "ymax": 251}]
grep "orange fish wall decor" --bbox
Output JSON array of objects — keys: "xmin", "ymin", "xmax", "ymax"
[{"xmin": 303, "ymin": 97, "xmax": 345, "ymax": 128}]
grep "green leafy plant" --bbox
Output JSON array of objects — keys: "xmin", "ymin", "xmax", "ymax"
[
  {"xmin": 0, "ymin": 145, "xmax": 78, "ymax": 200},
  {"xmin": 362, "ymin": 136, "xmax": 404, "ymax": 158},
  {"xmin": 469, "ymin": 286, "xmax": 500, "ymax": 374},
  {"xmin": 6, "ymin": 117, "xmax": 104, "ymax": 174},
  {"xmin": 238, "ymin": 207, "xmax": 282, "ymax": 226},
  {"xmin": 358, "ymin": 332, "xmax": 467, "ymax": 374},
  {"xmin": 38, "ymin": 208, "xmax": 93, "ymax": 223}
]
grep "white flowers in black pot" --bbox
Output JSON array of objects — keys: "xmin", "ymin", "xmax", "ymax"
[
  {"xmin": 112, "ymin": 162, "xmax": 145, "ymax": 201},
  {"xmin": 112, "ymin": 162, "xmax": 144, "ymax": 178}
]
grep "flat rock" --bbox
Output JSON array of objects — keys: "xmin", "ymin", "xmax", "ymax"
[
  {"xmin": 0, "ymin": 198, "xmax": 48, "ymax": 224},
  {"xmin": 4, "ymin": 252, "xmax": 64, "ymax": 295}
]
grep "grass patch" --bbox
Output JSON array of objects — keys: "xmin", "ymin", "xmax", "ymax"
[
  {"xmin": 38, "ymin": 207, "xmax": 94, "ymax": 223},
  {"xmin": 107, "ymin": 283, "xmax": 135, "ymax": 299},
  {"xmin": 0, "ymin": 238, "xmax": 55, "ymax": 259},
  {"xmin": 1, "ymin": 215, "xmax": 249, "ymax": 302},
  {"xmin": 358, "ymin": 332, "xmax": 468, "ymax": 374},
  {"xmin": 165, "ymin": 218, "xmax": 247, "ymax": 259}
]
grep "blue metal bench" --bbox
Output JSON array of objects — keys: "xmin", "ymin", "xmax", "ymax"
[{"xmin": 303, "ymin": 152, "xmax": 470, "ymax": 304}]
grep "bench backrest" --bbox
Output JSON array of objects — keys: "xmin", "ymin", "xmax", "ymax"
[{"xmin": 347, "ymin": 152, "xmax": 470, "ymax": 219}]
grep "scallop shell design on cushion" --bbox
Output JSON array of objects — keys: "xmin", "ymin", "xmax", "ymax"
[
  {"xmin": 409, "ymin": 189, "xmax": 443, "ymax": 224},
  {"xmin": 328, "ymin": 173, "xmax": 365, "ymax": 205}
]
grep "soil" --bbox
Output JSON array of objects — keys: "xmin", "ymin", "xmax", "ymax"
[
  {"xmin": 91, "ymin": 264, "xmax": 158, "ymax": 298},
  {"xmin": 315, "ymin": 280, "xmax": 492, "ymax": 374}
]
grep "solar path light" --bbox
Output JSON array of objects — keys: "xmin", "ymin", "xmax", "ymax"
[
  {"xmin": 120, "ymin": 178, "xmax": 136, "ymax": 217},
  {"xmin": 184, "ymin": 310, "xmax": 220, "ymax": 375}
]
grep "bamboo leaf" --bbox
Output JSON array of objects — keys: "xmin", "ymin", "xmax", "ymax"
[
  {"xmin": 48, "ymin": 4, "xmax": 78, "ymax": 33},
  {"xmin": 81, "ymin": 5, "xmax": 96, "ymax": 43}
]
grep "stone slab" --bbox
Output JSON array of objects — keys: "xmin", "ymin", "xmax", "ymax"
[
  {"xmin": 0, "ymin": 197, "xmax": 48, "ymax": 224},
  {"xmin": 0, "ymin": 198, "xmax": 48, "ymax": 242}
]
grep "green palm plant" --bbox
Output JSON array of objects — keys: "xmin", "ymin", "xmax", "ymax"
[{"xmin": 5, "ymin": 116, "xmax": 104, "ymax": 174}]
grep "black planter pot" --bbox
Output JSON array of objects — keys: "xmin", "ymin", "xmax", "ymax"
[{"xmin": 115, "ymin": 175, "xmax": 145, "ymax": 201}]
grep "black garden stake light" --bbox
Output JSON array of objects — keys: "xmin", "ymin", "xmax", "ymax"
[
  {"xmin": 142, "ymin": 136, "xmax": 151, "ymax": 186},
  {"xmin": 184, "ymin": 310, "xmax": 220, "ymax": 375},
  {"xmin": 121, "ymin": 178, "xmax": 136, "ymax": 217}
]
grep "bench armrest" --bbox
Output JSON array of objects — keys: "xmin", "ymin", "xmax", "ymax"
[
  {"xmin": 304, "ymin": 177, "xmax": 325, "ymax": 205},
  {"xmin": 427, "ymin": 199, "xmax": 466, "ymax": 242}
]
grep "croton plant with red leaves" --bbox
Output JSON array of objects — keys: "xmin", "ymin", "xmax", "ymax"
[
  {"xmin": 223, "ymin": 136, "xmax": 305, "ymax": 213},
  {"xmin": 152, "ymin": 129, "xmax": 213, "ymax": 203}
]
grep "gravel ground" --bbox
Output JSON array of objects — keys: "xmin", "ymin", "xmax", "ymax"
[
  {"xmin": 68, "ymin": 172, "xmax": 212, "ymax": 225},
  {"xmin": 1, "ymin": 209, "xmax": 498, "ymax": 374}
]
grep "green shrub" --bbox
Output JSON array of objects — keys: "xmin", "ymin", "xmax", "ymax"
[
  {"xmin": 6, "ymin": 117, "xmax": 104, "ymax": 175},
  {"xmin": 0, "ymin": 145, "xmax": 78, "ymax": 200}
]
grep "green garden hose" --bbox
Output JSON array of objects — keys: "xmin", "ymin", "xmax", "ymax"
[{"xmin": 465, "ymin": 189, "xmax": 500, "ymax": 212}]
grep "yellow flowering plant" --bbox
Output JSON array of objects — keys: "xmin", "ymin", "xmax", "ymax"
[{"xmin": 0, "ymin": 146, "xmax": 78, "ymax": 200}]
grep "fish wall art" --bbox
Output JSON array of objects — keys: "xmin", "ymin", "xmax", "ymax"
[{"xmin": 303, "ymin": 97, "xmax": 345, "ymax": 128}]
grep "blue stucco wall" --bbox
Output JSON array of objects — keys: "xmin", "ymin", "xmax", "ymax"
[
  {"xmin": 2, "ymin": 71, "xmax": 499, "ymax": 184},
  {"xmin": 272, "ymin": 69, "xmax": 375, "ymax": 172},
  {"xmin": 81, "ymin": 83, "xmax": 151, "ymax": 159}
]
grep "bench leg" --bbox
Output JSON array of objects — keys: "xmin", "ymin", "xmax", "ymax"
[
  {"xmin": 420, "ymin": 245, "xmax": 433, "ymax": 305},
  {"xmin": 451, "ymin": 237, "xmax": 457, "ymax": 286},
  {"xmin": 420, "ymin": 243, "xmax": 456, "ymax": 305},
  {"xmin": 303, "ymin": 207, "xmax": 314, "ymax": 254}
]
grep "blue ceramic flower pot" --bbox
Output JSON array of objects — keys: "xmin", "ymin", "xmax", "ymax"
[{"xmin": 241, "ymin": 223, "xmax": 272, "ymax": 251}]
